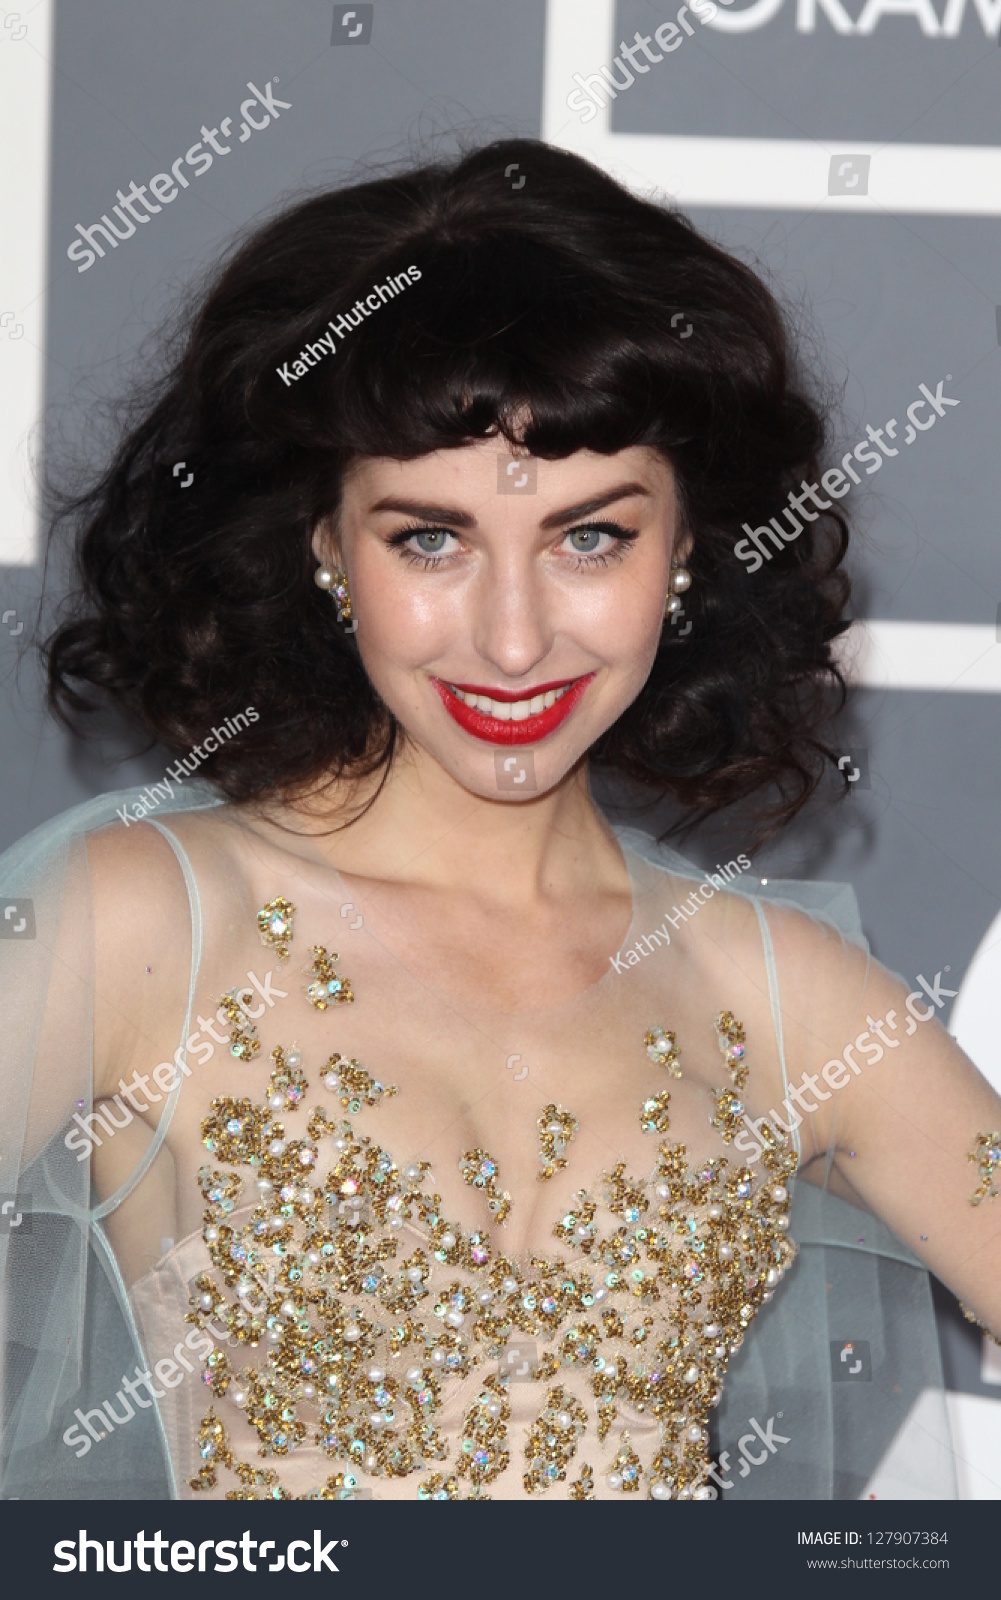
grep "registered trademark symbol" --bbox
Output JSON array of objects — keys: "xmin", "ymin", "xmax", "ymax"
[{"xmin": 342, "ymin": 1540, "xmax": 348, "ymax": 1546}]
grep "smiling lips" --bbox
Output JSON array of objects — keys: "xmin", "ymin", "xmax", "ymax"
[{"xmin": 431, "ymin": 674, "xmax": 596, "ymax": 745}]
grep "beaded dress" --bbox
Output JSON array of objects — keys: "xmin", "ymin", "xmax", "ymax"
[{"xmin": 0, "ymin": 783, "xmax": 970, "ymax": 1499}]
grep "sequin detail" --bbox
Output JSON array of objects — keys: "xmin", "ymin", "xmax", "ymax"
[
  {"xmin": 537, "ymin": 1106, "xmax": 578, "ymax": 1181},
  {"xmin": 968, "ymin": 1130, "xmax": 1001, "ymax": 1206},
  {"xmin": 459, "ymin": 1150, "xmax": 512, "ymax": 1224},
  {"xmin": 257, "ymin": 897, "xmax": 294, "ymax": 961},
  {"xmin": 219, "ymin": 988, "xmax": 260, "ymax": 1061},
  {"xmin": 708, "ymin": 1010, "xmax": 748, "ymax": 1142},
  {"xmin": 645, "ymin": 1026, "xmax": 682, "ymax": 1077},
  {"xmin": 418, "ymin": 1473, "xmax": 461, "ymax": 1500},
  {"xmin": 715, "ymin": 1011, "xmax": 748, "ymax": 1088},
  {"xmin": 457, "ymin": 1374, "xmax": 510, "ymax": 1491},
  {"xmin": 266, "ymin": 1046, "xmax": 307, "ymax": 1111},
  {"xmin": 606, "ymin": 1431, "xmax": 643, "ymax": 1493},
  {"xmin": 640, "ymin": 1091, "xmax": 672, "ymax": 1134},
  {"xmin": 187, "ymin": 903, "xmax": 798, "ymax": 1500},
  {"xmin": 305, "ymin": 946, "xmax": 354, "ymax": 1010},
  {"xmin": 322, "ymin": 1053, "xmax": 398, "ymax": 1112},
  {"xmin": 959, "ymin": 1301, "xmax": 1001, "ymax": 1346},
  {"xmin": 523, "ymin": 1385, "xmax": 587, "ymax": 1493}
]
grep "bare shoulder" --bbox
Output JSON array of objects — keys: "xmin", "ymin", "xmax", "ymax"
[{"xmin": 656, "ymin": 874, "xmax": 875, "ymax": 1162}]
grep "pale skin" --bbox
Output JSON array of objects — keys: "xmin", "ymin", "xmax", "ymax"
[{"xmin": 81, "ymin": 436, "xmax": 1001, "ymax": 1342}]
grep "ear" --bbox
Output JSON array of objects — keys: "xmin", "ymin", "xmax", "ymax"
[{"xmin": 311, "ymin": 515, "xmax": 341, "ymax": 570}]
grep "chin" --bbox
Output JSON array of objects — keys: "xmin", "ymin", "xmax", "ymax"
[{"xmin": 408, "ymin": 713, "xmax": 609, "ymax": 800}]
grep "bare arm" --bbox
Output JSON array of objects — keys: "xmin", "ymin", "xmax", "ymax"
[{"xmin": 766, "ymin": 903, "xmax": 1001, "ymax": 1339}]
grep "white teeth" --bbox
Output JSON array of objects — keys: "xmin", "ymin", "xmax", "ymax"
[{"xmin": 447, "ymin": 682, "xmax": 574, "ymax": 719}]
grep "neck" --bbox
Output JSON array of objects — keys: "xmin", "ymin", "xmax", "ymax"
[{"xmin": 257, "ymin": 742, "xmax": 625, "ymax": 909}]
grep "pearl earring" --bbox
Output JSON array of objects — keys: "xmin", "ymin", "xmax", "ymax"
[
  {"xmin": 314, "ymin": 564, "xmax": 355, "ymax": 630},
  {"xmin": 664, "ymin": 563, "xmax": 692, "ymax": 618}
]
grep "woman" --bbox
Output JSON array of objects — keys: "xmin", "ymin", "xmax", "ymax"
[{"xmin": 2, "ymin": 137, "xmax": 998, "ymax": 1503}]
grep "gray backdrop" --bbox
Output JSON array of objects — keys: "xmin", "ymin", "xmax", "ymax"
[{"xmin": 1, "ymin": 0, "xmax": 999, "ymax": 1489}]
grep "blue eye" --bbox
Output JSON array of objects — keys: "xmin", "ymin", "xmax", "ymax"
[
  {"xmin": 561, "ymin": 522, "xmax": 637, "ymax": 566},
  {"xmin": 387, "ymin": 524, "xmax": 460, "ymax": 567},
  {"xmin": 566, "ymin": 527, "xmax": 607, "ymax": 555},
  {"xmin": 411, "ymin": 529, "xmax": 452, "ymax": 555}
]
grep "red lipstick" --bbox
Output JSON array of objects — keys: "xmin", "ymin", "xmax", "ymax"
[{"xmin": 431, "ymin": 674, "xmax": 595, "ymax": 745}]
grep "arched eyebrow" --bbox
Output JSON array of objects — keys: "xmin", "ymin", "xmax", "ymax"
[{"xmin": 368, "ymin": 482, "xmax": 652, "ymax": 530}]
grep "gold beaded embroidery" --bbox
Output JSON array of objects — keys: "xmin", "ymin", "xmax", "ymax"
[
  {"xmin": 645, "ymin": 1026, "xmax": 682, "ymax": 1077},
  {"xmin": 321, "ymin": 1052, "xmax": 398, "ymax": 1112},
  {"xmin": 523, "ymin": 1385, "xmax": 588, "ymax": 1493},
  {"xmin": 459, "ymin": 1150, "xmax": 512, "ymax": 1224},
  {"xmin": 537, "ymin": 1105, "xmax": 578, "ymax": 1181},
  {"xmin": 959, "ymin": 1301, "xmax": 1001, "ymax": 1346},
  {"xmin": 606, "ymin": 1431, "xmax": 643, "ymax": 1493},
  {"xmin": 257, "ymin": 896, "xmax": 295, "ymax": 961},
  {"xmin": 305, "ymin": 946, "xmax": 354, "ymax": 1010},
  {"xmin": 219, "ymin": 987, "xmax": 260, "ymax": 1061},
  {"xmin": 640, "ymin": 1091, "xmax": 672, "ymax": 1134},
  {"xmin": 189, "ymin": 1098, "xmax": 796, "ymax": 1498},
  {"xmin": 968, "ymin": 1130, "xmax": 1001, "ymax": 1206},
  {"xmin": 708, "ymin": 1010, "xmax": 750, "ymax": 1142},
  {"xmin": 266, "ymin": 1045, "xmax": 307, "ymax": 1111},
  {"xmin": 187, "ymin": 898, "xmax": 799, "ymax": 1501},
  {"xmin": 715, "ymin": 1011, "xmax": 748, "ymax": 1087},
  {"xmin": 456, "ymin": 1372, "xmax": 511, "ymax": 1491},
  {"xmin": 418, "ymin": 1473, "xmax": 461, "ymax": 1500}
]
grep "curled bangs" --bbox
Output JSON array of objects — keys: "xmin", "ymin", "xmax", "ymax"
[{"xmin": 254, "ymin": 230, "xmax": 707, "ymax": 471}]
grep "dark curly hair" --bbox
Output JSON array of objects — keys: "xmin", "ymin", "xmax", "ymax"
[{"xmin": 43, "ymin": 135, "xmax": 851, "ymax": 835}]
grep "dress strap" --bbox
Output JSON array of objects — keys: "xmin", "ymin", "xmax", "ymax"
[
  {"xmin": 91, "ymin": 817, "xmax": 203, "ymax": 1221},
  {"xmin": 750, "ymin": 898, "xmax": 801, "ymax": 1166}
]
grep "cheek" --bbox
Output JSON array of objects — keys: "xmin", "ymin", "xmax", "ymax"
[
  {"xmin": 351, "ymin": 558, "xmax": 443, "ymax": 668},
  {"xmin": 589, "ymin": 580, "xmax": 667, "ymax": 678}
]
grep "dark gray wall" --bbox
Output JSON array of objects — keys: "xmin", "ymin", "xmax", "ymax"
[{"xmin": 1, "ymin": 0, "xmax": 999, "ymax": 1476}]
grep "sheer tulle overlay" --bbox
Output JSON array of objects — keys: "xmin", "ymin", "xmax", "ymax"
[{"xmin": 0, "ymin": 784, "xmax": 957, "ymax": 1499}]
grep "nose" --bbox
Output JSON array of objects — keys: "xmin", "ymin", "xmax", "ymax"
[{"xmin": 469, "ymin": 554, "xmax": 555, "ymax": 683}]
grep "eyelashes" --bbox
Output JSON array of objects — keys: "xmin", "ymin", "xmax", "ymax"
[{"xmin": 385, "ymin": 519, "xmax": 640, "ymax": 571}]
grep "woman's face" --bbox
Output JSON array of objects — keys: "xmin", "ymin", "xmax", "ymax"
[{"xmin": 316, "ymin": 439, "xmax": 686, "ymax": 801}]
